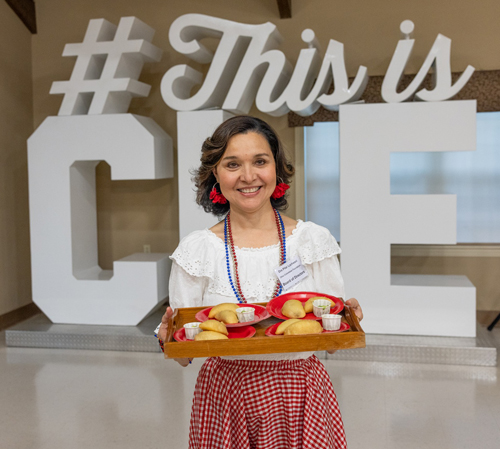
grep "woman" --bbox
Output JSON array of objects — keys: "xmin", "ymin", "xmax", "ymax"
[{"xmin": 157, "ymin": 115, "xmax": 363, "ymax": 449}]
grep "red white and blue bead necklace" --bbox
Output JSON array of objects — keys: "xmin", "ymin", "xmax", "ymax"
[{"xmin": 224, "ymin": 208, "xmax": 286, "ymax": 304}]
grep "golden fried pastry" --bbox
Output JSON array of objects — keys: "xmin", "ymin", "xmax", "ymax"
[
  {"xmin": 275, "ymin": 319, "xmax": 302, "ymax": 335},
  {"xmin": 214, "ymin": 310, "xmax": 239, "ymax": 324},
  {"xmin": 199, "ymin": 319, "xmax": 229, "ymax": 335},
  {"xmin": 281, "ymin": 299, "xmax": 306, "ymax": 318},
  {"xmin": 303, "ymin": 296, "xmax": 335, "ymax": 313},
  {"xmin": 284, "ymin": 319, "xmax": 323, "ymax": 335},
  {"xmin": 208, "ymin": 303, "xmax": 240, "ymax": 318},
  {"xmin": 194, "ymin": 331, "xmax": 229, "ymax": 341}
]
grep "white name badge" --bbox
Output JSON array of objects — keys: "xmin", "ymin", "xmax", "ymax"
[{"xmin": 275, "ymin": 256, "xmax": 309, "ymax": 291}]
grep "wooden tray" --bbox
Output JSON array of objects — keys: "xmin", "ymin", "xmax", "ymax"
[{"xmin": 164, "ymin": 303, "xmax": 365, "ymax": 359}]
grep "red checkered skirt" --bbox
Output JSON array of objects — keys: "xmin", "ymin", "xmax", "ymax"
[{"xmin": 189, "ymin": 355, "xmax": 347, "ymax": 449}]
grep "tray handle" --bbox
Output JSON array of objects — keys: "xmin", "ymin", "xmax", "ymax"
[{"xmin": 343, "ymin": 304, "xmax": 364, "ymax": 333}]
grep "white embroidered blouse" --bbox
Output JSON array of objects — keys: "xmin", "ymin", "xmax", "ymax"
[{"xmin": 168, "ymin": 220, "xmax": 345, "ymax": 360}]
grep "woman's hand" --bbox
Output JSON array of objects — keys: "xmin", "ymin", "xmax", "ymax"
[
  {"xmin": 174, "ymin": 357, "xmax": 193, "ymax": 367},
  {"xmin": 157, "ymin": 306, "xmax": 172, "ymax": 342},
  {"xmin": 345, "ymin": 298, "xmax": 363, "ymax": 321},
  {"xmin": 158, "ymin": 307, "xmax": 193, "ymax": 367}
]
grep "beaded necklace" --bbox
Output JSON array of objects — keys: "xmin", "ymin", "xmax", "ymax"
[{"xmin": 224, "ymin": 209, "xmax": 286, "ymax": 304}]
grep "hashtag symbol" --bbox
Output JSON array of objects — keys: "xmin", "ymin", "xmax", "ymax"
[{"xmin": 50, "ymin": 17, "xmax": 162, "ymax": 115}]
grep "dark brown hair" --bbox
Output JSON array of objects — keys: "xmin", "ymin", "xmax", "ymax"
[{"xmin": 193, "ymin": 115, "xmax": 295, "ymax": 216}]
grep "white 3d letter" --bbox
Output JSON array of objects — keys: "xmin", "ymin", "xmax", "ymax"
[
  {"xmin": 382, "ymin": 20, "xmax": 475, "ymax": 103},
  {"xmin": 28, "ymin": 115, "xmax": 173, "ymax": 325},
  {"xmin": 50, "ymin": 17, "xmax": 162, "ymax": 115},
  {"xmin": 340, "ymin": 100, "xmax": 476, "ymax": 337},
  {"xmin": 161, "ymin": 14, "xmax": 284, "ymax": 113},
  {"xmin": 30, "ymin": 17, "xmax": 172, "ymax": 325},
  {"xmin": 262, "ymin": 30, "xmax": 368, "ymax": 116},
  {"xmin": 161, "ymin": 14, "xmax": 368, "ymax": 116}
]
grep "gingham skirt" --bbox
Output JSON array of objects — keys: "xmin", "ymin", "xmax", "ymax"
[{"xmin": 189, "ymin": 356, "xmax": 347, "ymax": 449}]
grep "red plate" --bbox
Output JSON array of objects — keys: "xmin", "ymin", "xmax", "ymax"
[
  {"xmin": 266, "ymin": 291, "xmax": 344, "ymax": 321},
  {"xmin": 174, "ymin": 325, "xmax": 256, "ymax": 342},
  {"xmin": 195, "ymin": 304, "xmax": 270, "ymax": 328},
  {"xmin": 265, "ymin": 321, "xmax": 350, "ymax": 337}
]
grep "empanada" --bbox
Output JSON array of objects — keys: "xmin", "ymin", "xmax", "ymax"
[
  {"xmin": 199, "ymin": 319, "xmax": 229, "ymax": 335},
  {"xmin": 194, "ymin": 331, "xmax": 229, "ymax": 341},
  {"xmin": 214, "ymin": 310, "xmax": 239, "ymax": 324},
  {"xmin": 275, "ymin": 319, "xmax": 302, "ymax": 335},
  {"xmin": 281, "ymin": 299, "xmax": 306, "ymax": 318},
  {"xmin": 284, "ymin": 319, "xmax": 323, "ymax": 335},
  {"xmin": 208, "ymin": 303, "xmax": 240, "ymax": 318}
]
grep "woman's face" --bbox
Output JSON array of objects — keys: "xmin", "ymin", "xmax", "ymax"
[{"xmin": 214, "ymin": 131, "xmax": 276, "ymax": 214}]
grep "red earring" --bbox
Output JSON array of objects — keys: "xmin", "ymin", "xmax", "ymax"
[
  {"xmin": 271, "ymin": 182, "xmax": 290, "ymax": 199},
  {"xmin": 210, "ymin": 183, "xmax": 227, "ymax": 204}
]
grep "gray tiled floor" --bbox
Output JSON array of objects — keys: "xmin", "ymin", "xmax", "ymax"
[{"xmin": 1, "ymin": 324, "xmax": 499, "ymax": 449}]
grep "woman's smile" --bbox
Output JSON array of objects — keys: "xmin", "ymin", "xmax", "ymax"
[{"xmin": 238, "ymin": 186, "xmax": 261, "ymax": 194}]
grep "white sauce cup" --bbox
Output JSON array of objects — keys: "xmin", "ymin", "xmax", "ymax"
[
  {"xmin": 322, "ymin": 314, "xmax": 342, "ymax": 331},
  {"xmin": 183, "ymin": 322, "xmax": 202, "ymax": 340},
  {"xmin": 313, "ymin": 299, "xmax": 331, "ymax": 317},
  {"xmin": 236, "ymin": 307, "xmax": 255, "ymax": 323}
]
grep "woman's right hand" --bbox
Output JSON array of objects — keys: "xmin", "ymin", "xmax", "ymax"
[
  {"xmin": 157, "ymin": 306, "xmax": 173, "ymax": 342},
  {"xmin": 159, "ymin": 307, "xmax": 193, "ymax": 367}
]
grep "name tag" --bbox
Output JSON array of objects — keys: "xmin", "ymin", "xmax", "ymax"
[{"xmin": 275, "ymin": 256, "xmax": 309, "ymax": 291}]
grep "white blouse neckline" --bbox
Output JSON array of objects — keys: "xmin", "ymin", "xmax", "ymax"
[{"xmin": 205, "ymin": 219, "xmax": 304, "ymax": 252}]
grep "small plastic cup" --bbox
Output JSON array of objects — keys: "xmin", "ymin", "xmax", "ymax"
[
  {"xmin": 236, "ymin": 307, "xmax": 255, "ymax": 323},
  {"xmin": 313, "ymin": 299, "xmax": 331, "ymax": 317},
  {"xmin": 322, "ymin": 314, "xmax": 342, "ymax": 331},
  {"xmin": 183, "ymin": 322, "xmax": 202, "ymax": 340}
]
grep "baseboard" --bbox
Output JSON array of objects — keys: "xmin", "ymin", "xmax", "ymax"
[{"xmin": 0, "ymin": 303, "xmax": 41, "ymax": 331}]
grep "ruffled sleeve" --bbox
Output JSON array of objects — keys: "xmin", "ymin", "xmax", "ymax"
[
  {"xmin": 170, "ymin": 229, "xmax": 222, "ymax": 279},
  {"xmin": 168, "ymin": 261, "xmax": 207, "ymax": 310},
  {"xmin": 294, "ymin": 222, "xmax": 341, "ymax": 264},
  {"xmin": 288, "ymin": 222, "xmax": 345, "ymax": 299},
  {"xmin": 305, "ymin": 255, "xmax": 345, "ymax": 299},
  {"xmin": 168, "ymin": 230, "xmax": 223, "ymax": 310}
]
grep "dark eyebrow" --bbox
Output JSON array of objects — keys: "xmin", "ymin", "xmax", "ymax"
[{"xmin": 221, "ymin": 153, "xmax": 271, "ymax": 161}]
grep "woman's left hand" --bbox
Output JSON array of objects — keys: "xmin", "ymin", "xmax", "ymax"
[{"xmin": 345, "ymin": 297, "xmax": 363, "ymax": 321}]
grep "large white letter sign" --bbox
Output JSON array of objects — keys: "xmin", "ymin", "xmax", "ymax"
[
  {"xmin": 28, "ymin": 115, "xmax": 173, "ymax": 325},
  {"xmin": 382, "ymin": 20, "xmax": 475, "ymax": 103},
  {"xmin": 340, "ymin": 100, "xmax": 476, "ymax": 337},
  {"xmin": 51, "ymin": 17, "xmax": 162, "ymax": 115},
  {"xmin": 28, "ymin": 17, "xmax": 173, "ymax": 325},
  {"xmin": 162, "ymin": 14, "xmax": 288, "ymax": 114},
  {"xmin": 161, "ymin": 14, "xmax": 367, "ymax": 116}
]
